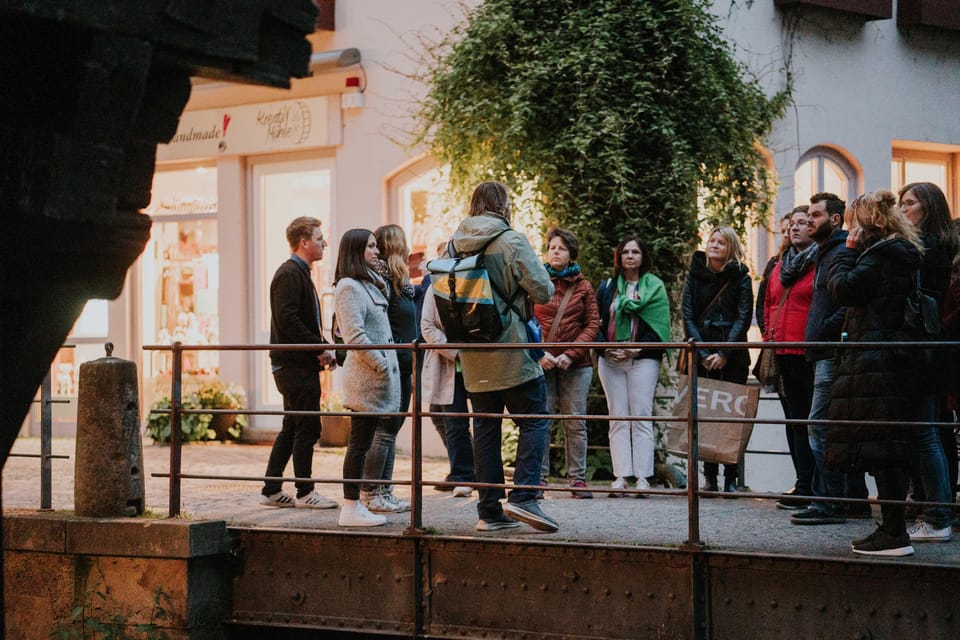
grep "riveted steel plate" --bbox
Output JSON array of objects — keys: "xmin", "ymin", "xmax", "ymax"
[
  {"xmin": 707, "ymin": 554, "xmax": 960, "ymax": 639},
  {"xmin": 424, "ymin": 539, "xmax": 692, "ymax": 639},
  {"xmin": 230, "ymin": 530, "xmax": 416, "ymax": 635}
]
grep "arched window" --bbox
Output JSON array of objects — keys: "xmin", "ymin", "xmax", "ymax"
[{"xmin": 794, "ymin": 147, "xmax": 858, "ymax": 206}]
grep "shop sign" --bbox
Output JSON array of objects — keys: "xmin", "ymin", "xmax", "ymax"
[{"xmin": 157, "ymin": 96, "xmax": 331, "ymax": 161}]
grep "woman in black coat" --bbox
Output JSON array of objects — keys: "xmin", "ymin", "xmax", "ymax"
[
  {"xmin": 825, "ymin": 190, "xmax": 926, "ymax": 556},
  {"xmin": 681, "ymin": 226, "xmax": 753, "ymax": 494},
  {"xmin": 898, "ymin": 182, "xmax": 960, "ymax": 521}
]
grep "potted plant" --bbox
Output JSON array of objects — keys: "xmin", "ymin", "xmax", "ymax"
[
  {"xmin": 319, "ymin": 393, "xmax": 350, "ymax": 447},
  {"xmin": 145, "ymin": 381, "xmax": 248, "ymax": 443}
]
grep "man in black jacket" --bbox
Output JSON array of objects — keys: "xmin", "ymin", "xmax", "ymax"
[
  {"xmin": 790, "ymin": 193, "xmax": 869, "ymax": 525},
  {"xmin": 261, "ymin": 217, "xmax": 339, "ymax": 509}
]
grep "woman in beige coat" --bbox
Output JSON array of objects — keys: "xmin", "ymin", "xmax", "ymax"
[
  {"xmin": 420, "ymin": 290, "xmax": 475, "ymax": 496},
  {"xmin": 334, "ymin": 228, "xmax": 400, "ymax": 527}
]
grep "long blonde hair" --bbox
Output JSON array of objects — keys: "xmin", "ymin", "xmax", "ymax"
[
  {"xmin": 848, "ymin": 190, "xmax": 922, "ymax": 252},
  {"xmin": 375, "ymin": 224, "xmax": 410, "ymax": 296},
  {"xmin": 705, "ymin": 226, "xmax": 746, "ymax": 267}
]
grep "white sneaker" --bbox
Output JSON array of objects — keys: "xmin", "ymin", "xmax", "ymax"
[
  {"xmin": 260, "ymin": 491, "xmax": 295, "ymax": 507},
  {"xmin": 634, "ymin": 476, "xmax": 650, "ymax": 499},
  {"xmin": 907, "ymin": 520, "xmax": 952, "ymax": 542},
  {"xmin": 339, "ymin": 501, "xmax": 387, "ymax": 527},
  {"xmin": 609, "ymin": 477, "xmax": 629, "ymax": 498},
  {"xmin": 381, "ymin": 490, "xmax": 411, "ymax": 513},
  {"xmin": 364, "ymin": 491, "xmax": 410, "ymax": 513},
  {"xmin": 452, "ymin": 486, "xmax": 473, "ymax": 498},
  {"xmin": 295, "ymin": 491, "xmax": 338, "ymax": 509}
]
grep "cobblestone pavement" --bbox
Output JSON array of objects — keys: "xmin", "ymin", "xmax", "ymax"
[{"xmin": 5, "ymin": 438, "xmax": 960, "ymax": 566}]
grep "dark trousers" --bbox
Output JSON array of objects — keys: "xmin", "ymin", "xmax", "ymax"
[
  {"xmin": 434, "ymin": 371, "xmax": 475, "ymax": 483},
  {"xmin": 343, "ymin": 415, "xmax": 390, "ymax": 500},
  {"xmin": 874, "ymin": 467, "xmax": 909, "ymax": 536},
  {"xmin": 470, "ymin": 377, "xmax": 549, "ymax": 520},
  {"xmin": 263, "ymin": 367, "xmax": 321, "ymax": 498},
  {"xmin": 778, "ymin": 354, "xmax": 816, "ymax": 495}
]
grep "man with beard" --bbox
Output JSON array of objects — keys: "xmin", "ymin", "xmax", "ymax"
[{"xmin": 791, "ymin": 193, "xmax": 871, "ymax": 525}]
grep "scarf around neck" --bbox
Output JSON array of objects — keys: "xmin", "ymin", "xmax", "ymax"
[
  {"xmin": 780, "ymin": 243, "xmax": 818, "ymax": 286},
  {"xmin": 613, "ymin": 273, "xmax": 671, "ymax": 343},
  {"xmin": 544, "ymin": 262, "xmax": 581, "ymax": 278}
]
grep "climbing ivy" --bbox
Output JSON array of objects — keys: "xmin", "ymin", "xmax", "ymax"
[{"xmin": 413, "ymin": 0, "xmax": 789, "ymax": 295}]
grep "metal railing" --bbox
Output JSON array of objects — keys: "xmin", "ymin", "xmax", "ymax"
[
  {"xmin": 144, "ymin": 337, "xmax": 959, "ymax": 547},
  {"xmin": 13, "ymin": 349, "xmax": 74, "ymax": 511}
]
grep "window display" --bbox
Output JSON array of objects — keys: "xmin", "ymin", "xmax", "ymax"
[{"xmin": 141, "ymin": 167, "xmax": 220, "ymax": 397}]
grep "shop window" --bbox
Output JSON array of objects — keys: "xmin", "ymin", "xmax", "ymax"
[
  {"xmin": 389, "ymin": 158, "xmax": 546, "ymax": 279},
  {"xmin": 141, "ymin": 167, "xmax": 220, "ymax": 393},
  {"xmin": 251, "ymin": 158, "xmax": 334, "ymax": 411},
  {"xmin": 396, "ymin": 163, "xmax": 461, "ymax": 275},
  {"xmin": 794, "ymin": 147, "xmax": 857, "ymax": 206},
  {"xmin": 891, "ymin": 147, "xmax": 956, "ymax": 212}
]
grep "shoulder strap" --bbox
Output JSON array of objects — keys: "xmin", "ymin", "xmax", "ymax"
[
  {"xmin": 546, "ymin": 284, "xmax": 577, "ymax": 343},
  {"xmin": 767, "ymin": 286, "xmax": 791, "ymax": 341},
  {"xmin": 696, "ymin": 281, "xmax": 731, "ymax": 323}
]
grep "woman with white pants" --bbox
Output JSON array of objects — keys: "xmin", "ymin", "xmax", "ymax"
[{"xmin": 595, "ymin": 235, "xmax": 671, "ymax": 497}]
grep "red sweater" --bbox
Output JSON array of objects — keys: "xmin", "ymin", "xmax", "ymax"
[{"xmin": 763, "ymin": 261, "xmax": 814, "ymax": 355}]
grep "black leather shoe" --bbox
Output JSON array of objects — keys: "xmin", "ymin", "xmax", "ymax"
[{"xmin": 702, "ymin": 480, "xmax": 719, "ymax": 497}]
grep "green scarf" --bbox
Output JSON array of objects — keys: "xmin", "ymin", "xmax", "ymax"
[{"xmin": 614, "ymin": 273, "xmax": 671, "ymax": 343}]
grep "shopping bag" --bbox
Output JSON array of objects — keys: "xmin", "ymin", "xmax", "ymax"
[{"xmin": 666, "ymin": 375, "xmax": 759, "ymax": 465}]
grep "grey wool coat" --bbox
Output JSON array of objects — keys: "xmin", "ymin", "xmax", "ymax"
[{"xmin": 334, "ymin": 273, "xmax": 400, "ymax": 414}]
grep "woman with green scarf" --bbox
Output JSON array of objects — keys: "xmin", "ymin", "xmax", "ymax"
[{"xmin": 595, "ymin": 235, "xmax": 671, "ymax": 497}]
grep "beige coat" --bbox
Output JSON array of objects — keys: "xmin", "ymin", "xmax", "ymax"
[{"xmin": 419, "ymin": 291, "xmax": 459, "ymax": 405}]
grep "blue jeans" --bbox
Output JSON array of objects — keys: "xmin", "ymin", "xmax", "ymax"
[
  {"xmin": 807, "ymin": 358, "xmax": 867, "ymax": 514},
  {"xmin": 342, "ymin": 415, "xmax": 387, "ymax": 500},
  {"xmin": 435, "ymin": 371, "xmax": 475, "ymax": 483},
  {"xmin": 263, "ymin": 367, "xmax": 321, "ymax": 498},
  {"xmin": 541, "ymin": 366, "xmax": 593, "ymax": 480},
  {"xmin": 361, "ymin": 373, "xmax": 411, "ymax": 493},
  {"xmin": 470, "ymin": 376, "xmax": 549, "ymax": 520},
  {"xmin": 909, "ymin": 396, "xmax": 952, "ymax": 529}
]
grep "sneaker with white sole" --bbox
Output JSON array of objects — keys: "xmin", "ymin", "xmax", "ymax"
[
  {"xmin": 452, "ymin": 486, "xmax": 473, "ymax": 498},
  {"xmin": 475, "ymin": 513, "xmax": 521, "ymax": 531},
  {"xmin": 503, "ymin": 500, "xmax": 559, "ymax": 533},
  {"xmin": 852, "ymin": 527, "xmax": 914, "ymax": 557},
  {"xmin": 908, "ymin": 520, "xmax": 952, "ymax": 543},
  {"xmin": 609, "ymin": 477, "xmax": 629, "ymax": 498},
  {"xmin": 260, "ymin": 491, "xmax": 295, "ymax": 508},
  {"xmin": 339, "ymin": 501, "xmax": 387, "ymax": 527},
  {"xmin": 381, "ymin": 490, "xmax": 411, "ymax": 513},
  {"xmin": 363, "ymin": 492, "xmax": 402, "ymax": 513},
  {"xmin": 295, "ymin": 491, "xmax": 338, "ymax": 509},
  {"xmin": 634, "ymin": 476, "xmax": 651, "ymax": 499}
]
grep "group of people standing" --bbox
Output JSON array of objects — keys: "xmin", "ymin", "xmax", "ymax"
[
  {"xmin": 257, "ymin": 179, "xmax": 959, "ymax": 553},
  {"xmin": 760, "ymin": 184, "xmax": 960, "ymax": 556}
]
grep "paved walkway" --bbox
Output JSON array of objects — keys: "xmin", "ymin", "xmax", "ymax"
[{"xmin": 5, "ymin": 437, "xmax": 960, "ymax": 566}]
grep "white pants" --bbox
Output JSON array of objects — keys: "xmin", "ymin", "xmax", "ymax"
[{"xmin": 597, "ymin": 356, "xmax": 659, "ymax": 480}]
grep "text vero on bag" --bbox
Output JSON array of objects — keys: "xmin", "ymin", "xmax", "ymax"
[{"xmin": 666, "ymin": 375, "xmax": 759, "ymax": 465}]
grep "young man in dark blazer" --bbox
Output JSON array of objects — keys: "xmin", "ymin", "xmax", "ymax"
[{"xmin": 261, "ymin": 217, "xmax": 339, "ymax": 509}]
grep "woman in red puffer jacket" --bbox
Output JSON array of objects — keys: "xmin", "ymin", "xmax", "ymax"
[{"xmin": 534, "ymin": 228, "xmax": 600, "ymax": 498}]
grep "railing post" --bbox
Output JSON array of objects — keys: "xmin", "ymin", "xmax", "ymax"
[
  {"xmin": 39, "ymin": 370, "xmax": 52, "ymax": 511},
  {"xmin": 168, "ymin": 342, "xmax": 183, "ymax": 517},
  {"xmin": 684, "ymin": 338, "xmax": 703, "ymax": 548},
  {"xmin": 408, "ymin": 340, "xmax": 424, "ymax": 533}
]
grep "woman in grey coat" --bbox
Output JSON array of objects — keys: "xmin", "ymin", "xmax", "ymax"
[{"xmin": 334, "ymin": 228, "xmax": 401, "ymax": 527}]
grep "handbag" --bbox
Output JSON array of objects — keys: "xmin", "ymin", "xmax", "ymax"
[
  {"xmin": 753, "ymin": 286, "xmax": 790, "ymax": 387},
  {"xmin": 666, "ymin": 374, "xmax": 760, "ymax": 464}
]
